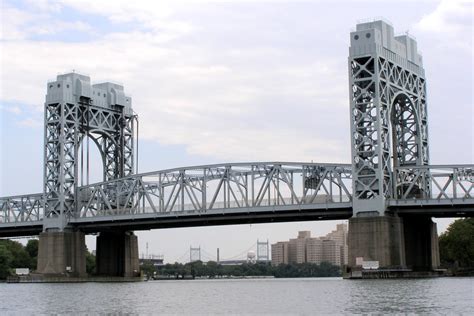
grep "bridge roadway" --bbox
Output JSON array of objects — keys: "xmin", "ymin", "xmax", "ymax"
[{"xmin": 0, "ymin": 162, "xmax": 473, "ymax": 237}]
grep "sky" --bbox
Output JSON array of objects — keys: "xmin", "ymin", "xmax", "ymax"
[{"xmin": 0, "ymin": 0, "xmax": 472, "ymax": 262}]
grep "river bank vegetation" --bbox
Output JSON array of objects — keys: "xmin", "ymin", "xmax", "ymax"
[
  {"xmin": 0, "ymin": 239, "xmax": 95, "ymax": 279},
  {"xmin": 143, "ymin": 261, "xmax": 342, "ymax": 279},
  {"xmin": 439, "ymin": 218, "xmax": 474, "ymax": 275}
]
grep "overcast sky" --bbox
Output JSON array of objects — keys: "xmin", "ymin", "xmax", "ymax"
[{"xmin": 0, "ymin": 0, "xmax": 472, "ymax": 262}]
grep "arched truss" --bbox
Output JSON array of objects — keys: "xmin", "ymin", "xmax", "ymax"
[
  {"xmin": 77, "ymin": 162, "xmax": 353, "ymax": 218},
  {"xmin": 43, "ymin": 101, "xmax": 135, "ymax": 223},
  {"xmin": 350, "ymin": 54, "xmax": 429, "ymax": 208},
  {"xmin": 77, "ymin": 129, "xmax": 127, "ymax": 184},
  {"xmin": 2, "ymin": 163, "xmax": 472, "ymax": 226}
]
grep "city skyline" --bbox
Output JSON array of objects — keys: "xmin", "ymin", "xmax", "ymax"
[
  {"xmin": 139, "ymin": 224, "xmax": 346, "ymax": 263},
  {"xmin": 1, "ymin": 0, "xmax": 472, "ymax": 262}
]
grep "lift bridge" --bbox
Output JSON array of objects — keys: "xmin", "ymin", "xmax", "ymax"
[{"xmin": 0, "ymin": 20, "xmax": 473, "ymax": 278}]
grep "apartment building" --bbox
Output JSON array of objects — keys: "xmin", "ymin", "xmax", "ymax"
[{"xmin": 271, "ymin": 224, "xmax": 348, "ymax": 266}]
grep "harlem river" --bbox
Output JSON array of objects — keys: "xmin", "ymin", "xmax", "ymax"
[{"xmin": 0, "ymin": 277, "xmax": 473, "ymax": 314}]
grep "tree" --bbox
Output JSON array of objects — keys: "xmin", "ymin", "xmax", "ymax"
[
  {"xmin": 0, "ymin": 244, "xmax": 13, "ymax": 279},
  {"xmin": 439, "ymin": 218, "xmax": 474, "ymax": 268},
  {"xmin": 25, "ymin": 239, "xmax": 39, "ymax": 270},
  {"xmin": 25, "ymin": 239, "xmax": 39, "ymax": 258},
  {"xmin": 86, "ymin": 251, "xmax": 96, "ymax": 275},
  {"xmin": 0, "ymin": 240, "xmax": 31, "ymax": 269},
  {"xmin": 205, "ymin": 261, "xmax": 218, "ymax": 278}
]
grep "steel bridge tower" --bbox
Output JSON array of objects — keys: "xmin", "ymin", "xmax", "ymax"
[
  {"xmin": 349, "ymin": 20, "xmax": 429, "ymax": 215},
  {"xmin": 256, "ymin": 239, "xmax": 270, "ymax": 262},
  {"xmin": 43, "ymin": 72, "xmax": 135, "ymax": 230},
  {"xmin": 190, "ymin": 246, "xmax": 202, "ymax": 262},
  {"xmin": 38, "ymin": 72, "xmax": 139, "ymax": 276},
  {"xmin": 347, "ymin": 20, "xmax": 438, "ymax": 272}
]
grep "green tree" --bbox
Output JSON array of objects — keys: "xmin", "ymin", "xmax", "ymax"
[
  {"xmin": 205, "ymin": 261, "xmax": 218, "ymax": 278},
  {"xmin": 25, "ymin": 239, "xmax": 39, "ymax": 270},
  {"xmin": 0, "ymin": 244, "xmax": 13, "ymax": 279},
  {"xmin": 439, "ymin": 218, "xmax": 474, "ymax": 268},
  {"xmin": 86, "ymin": 251, "xmax": 96, "ymax": 275},
  {"xmin": 25, "ymin": 239, "xmax": 39, "ymax": 258},
  {"xmin": 0, "ymin": 240, "xmax": 31, "ymax": 269}
]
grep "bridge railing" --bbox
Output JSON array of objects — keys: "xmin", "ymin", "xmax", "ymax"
[
  {"xmin": 394, "ymin": 165, "xmax": 474, "ymax": 200},
  {"xmin": 0, "ymin": 193, "xmax": 44, "ymax": 224},
  {"xmin": 76, "ymin": 162, "xmax": 353, "ymax": 218}
]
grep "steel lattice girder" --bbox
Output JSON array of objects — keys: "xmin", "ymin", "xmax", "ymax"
[
  {"xmin": 0, "ymin": 193, "xmax": 44, "ymax": 223},
  {"xmin": 43, "ymin": 101, "xmax": 134, "ymax": 228},
  {"xmin": 394, "ymin": 165, "xmax": 473, "ymax": 200},
  {"xmin": 1, "ymin": 164, "xmax": 474, "ymax": 228},
  {"xmin": 76, "ymin": 162, "xmax": 353, "ymax": 218},
  {"xmin": 349, "ymin": 49, "xmax": 429, "ymax": 214}
]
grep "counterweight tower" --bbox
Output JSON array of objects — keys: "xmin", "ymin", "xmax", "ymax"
[
  {"xmin": 43, "ymin": 73, "xmax": 136, "ymax": 230},
  {"xmin": 349, "ymin": 20, "xmax": 429, "ymax": 215}
]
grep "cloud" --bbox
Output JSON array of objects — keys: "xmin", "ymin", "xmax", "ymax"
[
  {"xmin": 416, "ymin": 0, "xmax": 472, "ymax": 33},
  {"xmin": 4, "ymin": 0, "xmax": 470, "ymax": 166},
  {"xmin": 415, "ymin": 0, "xmax": 473, "ymax": 51},
  {"xmin": 0, "ymin": 5, "xmax": 36, "ymax": 40},
  {"xmin": 0, "ymin": 105, "xmax": 22, "ymax": 115},
  {"xmin": 54, "ymin": 0, "xmax": 191, "ymax": 35},
  {"xmin": 17, "ymin": 117, "xmax": 42, "ymax": 128},
  {"xmin": 1, "ymin": 1, "xmax": 352, "ymax": 163},
  {"xmin": 0, "ymin": 3, "xmax": 93, "ymax": 40}
]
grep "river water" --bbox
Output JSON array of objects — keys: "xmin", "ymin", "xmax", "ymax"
[{"xmin": 0, "ymin": 277, "xmax": 472, "ymax": 314}]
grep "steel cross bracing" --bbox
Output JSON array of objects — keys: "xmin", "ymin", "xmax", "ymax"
[
  {"xmin": 1, "ymin": 163, "xmax": 473, "ymax": 231},
  {"xmin": 349, "ymin": 21, "xmax": 430, "ymax": 215},
  {"xmin": 390, "ymin": 165, "xmax": 474, "ymax": 216},
  {"xmin": 44, "ymin": 100, "xmax": 134, "ymax": 227},
  {"xmin": 0, "ymin": 193, "xmax": 43, "ymax": 224},
  {"xmin": 350, "ymin": 56, "xmax": 429, "ymax": 204},
  {"xmin": 77, "ymin": 162, "xmax": 353, "ymax": 218}
]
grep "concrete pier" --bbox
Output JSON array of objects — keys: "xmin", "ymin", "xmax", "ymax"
[
  {"xmin": 348, "ymin": 216, "xmax": 406, "ymax": 269},
  {"xmin": 403, "ymin": 216, "xmax": 440, "ymax": 270},
  {"xmin": 37, "ymin": 231, "xmax": 87, "ymax": 276},
  {"xmin": 96, "ymin": 231, "xmax": 140, "ymax": 277},
  {"xmin": 347, "ymin": 215, "xmax": 440, "ymax": 278}
]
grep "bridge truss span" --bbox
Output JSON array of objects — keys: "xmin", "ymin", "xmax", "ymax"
[
  {"xmin": 0, "ymin": 193, "xmax": 44, "ymax": 224},
  {"xmin": 1, "ymin": 163, "xmax": 473, "ymax": 233},
  {"xmin": 394, "ymin": 164, "xmax": 474, "ymax": 201},
  {"xmin": 77, "ymin": 162, "xmax": 354, "ymax": 219},
  {"xmin": 0, "ymin": 193, "xmax": 44, "ymax": 236},
  {"xmin": 389, "ymin": 164, "xmax": 474, "ymax": 218}
]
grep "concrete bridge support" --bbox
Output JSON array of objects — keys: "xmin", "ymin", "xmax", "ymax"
[
  {"xmin": 348, "ymin": 215, "xmax": 439, "ymax": 274},
  {"xmin": 37, "ymin": 231, "xmax": 87, "ymax": 276},
  {"xmin": 96, "ymin": 231, "xmax": 140, "ymax": 277},
  {"xmin": 403, "ymin": 216, "xmax": 440, "ymax": 270}
]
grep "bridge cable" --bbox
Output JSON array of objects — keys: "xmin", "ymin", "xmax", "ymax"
[
  {"xmin": 80, "ymin": 104, "xmax": 84, "ymax": 187},
  {"xmin": 86, "ymin": 101, "xmax": 90, "ymax": 186},
  {"xmin": 174, "ymin": 249, "xmax": 191, "ymax": 263},
  {"xmin": 135, "ymin": 113, "xmax": 139, "ymax": 175},
  {"xmin": 200, "ymin": 248, "xmax": 217, "ymax": 261},
  {"xmin": 220, "ymin": 242, "xmax": 257, "ymax": 261}
]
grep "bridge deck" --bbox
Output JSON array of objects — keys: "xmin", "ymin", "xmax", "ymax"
[{"xmin": 69, "ymin": 203, "xmax": 354, "ymax": 233}]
